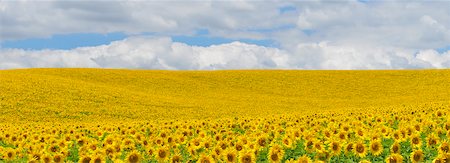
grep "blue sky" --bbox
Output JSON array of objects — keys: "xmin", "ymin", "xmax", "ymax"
[{"xmin": 0, "ymin": 1, "xmax": 449, "ymax": 70}]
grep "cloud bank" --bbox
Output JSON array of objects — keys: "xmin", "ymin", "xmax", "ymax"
[
  {"xmin": 1, "ymin": 1, "xmax": 450, "ymax": 70},
  {"xmin": 1, "ymin": 37, "xmax": 449, "ymax": 70}
]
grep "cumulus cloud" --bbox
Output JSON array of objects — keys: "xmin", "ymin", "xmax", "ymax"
[
  {"xmin": 0, "ymin": 37, "xmax": 290, "ymax": 70},
  {"xmin": 1, "ymin": 37, "xmax": 449, "ymax": 70},
  {"xmin": 1, "ymin": 1, "xmax": 450, "ymax": 70}
]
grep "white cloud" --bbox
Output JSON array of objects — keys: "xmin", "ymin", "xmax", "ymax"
[
  {"xmin": 1, "ymin": 1, "xmax": 450, "ymax": 70},
  {"xmin": 1, "ymin": 37, "xmax": 449, "ymax": 70},
  {"xmin": 0, "ymin": 37, "xmax": 290, "ymax": 70}
]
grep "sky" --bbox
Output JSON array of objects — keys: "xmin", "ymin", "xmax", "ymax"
[{"xmin": 0, "ymin": 0, "xmax": 450, "ymax": 70}]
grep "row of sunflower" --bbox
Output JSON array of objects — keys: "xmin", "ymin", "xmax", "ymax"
[{"xmin": 0, "ymin": 103, "xmax": 449, "ymax": 162}]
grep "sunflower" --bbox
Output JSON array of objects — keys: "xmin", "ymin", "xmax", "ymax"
[
  {"xmin": 53, "ymin": 153, "xmax": 64, "ymax": 163},
  {"xmin": 257, "ymin": 136, "xmax": 267, "ymax": 148},
  {"xmin": 315, "ymin": 150, "xmax": 331, "ymax": 162},
  {"xmin": 392, "ymin": 131, "xmax": 401, "ymax": 141},
  {"xmin": 125, "ymin": 151, "xmax": 141, "ymax": 163},
  {"xmin": 223, "ymin": 148, "xmax": 237, "ymax": 163},
  {"xmin": 268, "ymin": 144, "xmax": 284, "ymax": 163},
  {"xmin": 171, "ymin": 153, "xmax": 183, "ymax": 163},
  {"xmin": 239, "ymin": 150, "xmax": 255, "ymax": 163},
  {"xmin": 390, "ymin": 141, "xmax": 401, "ymax": 154},
  {"xmin": 3, "ymin": 148, "xmax": 16, "ymax": 161},
  {"xmin": 329, "ymin": 140, "xmax": 341, "ymax": 156},
  {"xmin": 297, "ymin": 155, "xmax": 312, "ymax": 163},
  {"xmin": 353, "ymin": 141, "xmax": 367, "ymax": 158},
  {"xmin": 80, "ymin": 155, "xmax": 92, "ymax": 163},
  {"xmin": 410, "ymin": 149, "xmax": 424, "ymax": 163},
  {"xmin": 369, "ymin": 140, "xmax": 383, "ymax": 156},
  {"xmin": 386, "ymin": 153, "xmax": 403, "ymax": 163},
  {"xmin": 313, "ymin": 140, "xmax": 324, "ymax": 152},
  {"xmin": 338, "ymin": 131, "xmax": 347, "ymax": 141},
  {"xmin": 282, "ymin": 137, "xmax": 293, "ymax": 149},
  {"xmin": 433, "ymin": 157, "xmax": 445, "ymax": 163},
  {"xmin": 427, "ymin": 134, "xmax": 439, "ymax": 148},
  {"xmin": 41, "ymin": 153, "xmax": 52, "ymax": 163},
  {"xmin": 438, "ymin": 140, "xmax": 449, "ymax": 154},
  {"xmin": 29, "ymin": 151, "xmax": 42, "ymax": 161},
  {"xmin": 359, "ymin": 160, "xmax": 371, "ymax": 163},
  {"xmin": 197, "ymin": 154, "xmax": 215, "ymax": 163},
  {"xmin": 92, "ymin": 154, "xmax": 105, "ymax": 163},
  {"xmin": 304, "ymin": 139, "xmax": 315, "ymax": 152},
  {"xmin": 410, "ymin": 134, "xmax": 422, "ymax": 148},
  {"xmin": 345, "ymin": 142, "xmax": 354, "ymax": 154},
  {"xmin": 104, "ymin": 146, "xmax": 115, "ymax": 158},
  {"xmin": 156, "ymin": 147, "xmax": 169, "ymax": 162},
  {"xmin": 235, "ymin": 141, "xmax": 244, "ymax": 152}
]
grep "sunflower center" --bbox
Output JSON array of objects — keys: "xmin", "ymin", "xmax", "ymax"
[
  {"xmin": 413, "ymin": 153, "xmax": 421, "ymax": 161},
  {"xmin": 236, "ymin": 145, "xmax": 243, "ymax": 151},
  {"xmin": 356, "ymin": 144, "xmax": 364, "ymax": 153},
  {"xmin": 430, "ymin": 139, "xmax": 437, "ymax": 145},
  {"xmin": 227, "ymin": 154, "xmax": 234, "ymax": 161},
  {"xmin": 129, "ymin": 154, "xmax": 139, "ymax": 163},
  {"xmin": 412, "ymin": 137, "xmax": 420, "ymax": 144},
  {"xmin": 442, "ymin": 145, "xmax": 449, "ymax": 152},
  {"xmin": 270, "ymin": 153, "xmax": 279, "ymax": 161},
  {"xmin": 372, "ymin": 143, "xmax": 379, "ymax": 151},
  {"xmin": 242, "ymin": 155, "xmax": 252, "ymax": 163},
  {"xmin": 388, "ymin": 157, "xmax": 397, "ymax": 163},
  {"xmin": 159, "ymin": 150, "xmax": 167, "ymax": 158},
  {"xmin": 332, "ymin": 144, "xmax": 338, "ymax": 150},
  {"xmin": 173, "ymin": 156, "xmax": 181, "ymax": 162},
  {"xmin": 82, "ymin": 157, "xmax": 91, "ymax": 163},
  {"xmin": 392, "ymin": 145, "xmax": 399, "ymax": 153},
  {"xmin": 54, "ymin": 156, "xmax": 61, "ymax": 162}
]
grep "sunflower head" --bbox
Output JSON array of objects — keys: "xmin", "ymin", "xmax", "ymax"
[
  {"xmin": 125, "ymin": 151, "xmax": 141, "ymax": 163},
  {"xmin": 156, "ymin": 147, "xmax": 169, "ymax": 161},
  {"xmin": 369, "ymin": 140, "xmax": 383, "ymax": 156},
  {"xmin": 427, "ymin": 134, "xmax": 439, "ymax": 147},
  {"xmin": 390, "ymin": 141, "xmax": 401, "ymax": 154},
  {"xmin": 197, "ymin": 154, "xmax": 215, "ymax": 163},
  {"xmin": 79, "ymin": 155, "xmax": 92, "ymax": 163},
  {"xmin": 386, "ymin": 153, "xmax": 403, "ymax": 163},
  {"xmin": 329, "ymin": 140, "xmax": 341, "ymax": 156},
  {"xmin": 239, "ymin": 150, "xmax": 255, "ymax": 163},
  {"xmin": 297, "ymin": 155, "xmax": 312, "ymax": 163},
  {"xmin": 353, "ymin": 141, "xmax": 367, "ymax": 158},
  {"xmin": 410, "ymin": 149, "xmax": 424, "ymax": 163},
  {"xmin": 439, "ymin": 140, "xmax": 450, "ymax": 154},
  {"xmin": 268, "ymin": 144, "xmax": 284, "ymax": 163},
  {"xmin": 171, "ymin": 153, "xmax": 182, "ymax": 163},
  {"xmin": 223, "ymin": 148, "xmax": 237, "ymax": 163}
]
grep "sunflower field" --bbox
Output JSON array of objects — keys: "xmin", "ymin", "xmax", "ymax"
[{"xmin": 1, "ymin": 69, "xmax": 450, "ymax": 162}]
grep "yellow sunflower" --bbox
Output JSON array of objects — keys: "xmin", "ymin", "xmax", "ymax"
[
  {"xmin": 329, "ymin": 140, "xmax": 341, "ymax": 156},
  {"xmin": 239, "ymin": 150, "xmax": 256, "ymax": 163},
  {"xmin": 156, "ymin": 146, "xmax": 170, "ymax": 162},
  {"xmin": 296, "ymin": 155, "xmax": 312, "ymax": 163},
  {"xmin": 268, "ymin": 144, "xmax": 284, "ymax": 163},
  {"xmin": 386, "ymin": 153, "xmax": 403, "ymax": 163},
  {"xmin": 369, "ymin": 140, "xmax": 383, "ymax": 156},
  {"xmin": 222, "ymin": 148, "xmax": 238, "ymax": 163},
  {"xmin": 125, "ymin": 151, "xmax": 141, "ymax": 163},
  {"xmin": 353, "ymin": 141, "xmax": 367, "ymax": 158},
  {"xmin": 410, "ymin": 149, "xmax": 424, "ymax": 163},
  {"xmin": 390, "ymin": 141, "xmax": 401, "ymax": 154}
]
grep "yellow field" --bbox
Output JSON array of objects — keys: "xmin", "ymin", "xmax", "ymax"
[{"xmin": 0, "ymin": 68, "xmax": 449, "ymax": 162}]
